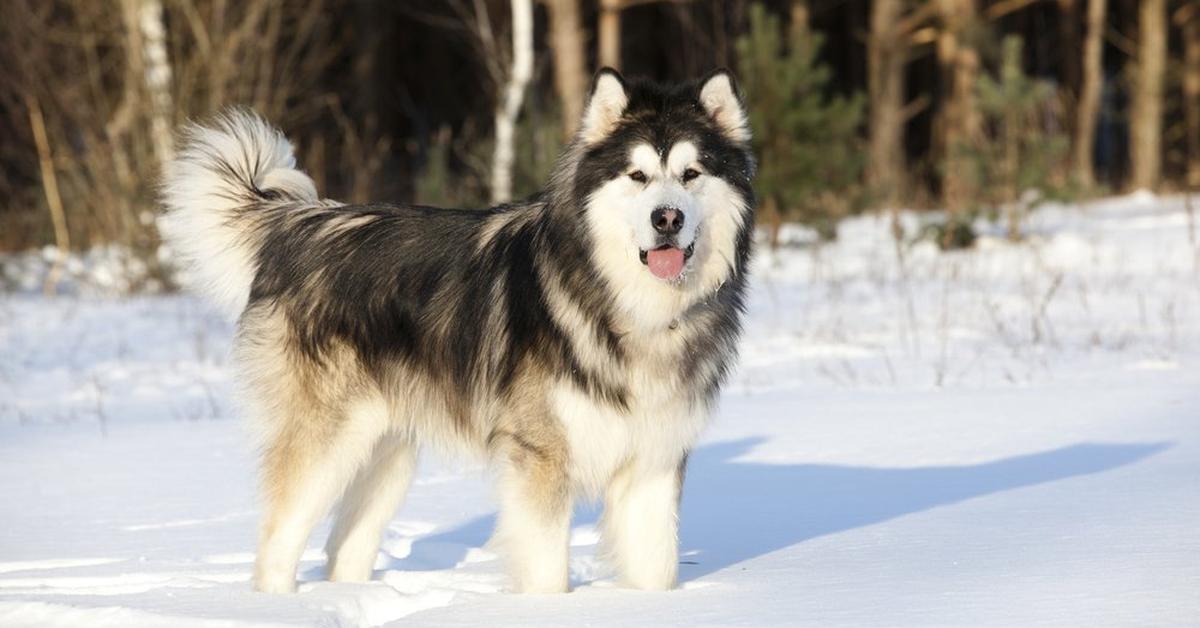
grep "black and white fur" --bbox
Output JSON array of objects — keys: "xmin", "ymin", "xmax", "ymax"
[{"xmin": 161, "ymin": 69, "xmax": 755, "ymax": 594}]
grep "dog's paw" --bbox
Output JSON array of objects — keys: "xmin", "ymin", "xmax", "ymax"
[{"xmin": 254, "ymin": 574, "xmax": 298, "ymax": 594}]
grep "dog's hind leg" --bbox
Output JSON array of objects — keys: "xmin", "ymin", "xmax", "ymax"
[
  {"xmin": 254, "ymin": 396, "xmax": 389, "ymax": 593},
  {"xmin": 325, "ymin": 434, "xmax": 417, "ymax": 582},
  {"xmin": 601, "ymin": 455, "xmax": 687, "ymax": 591},
  {"xmin": 490, "ymin": 430, "xmax": 571, "ymax": 593}
]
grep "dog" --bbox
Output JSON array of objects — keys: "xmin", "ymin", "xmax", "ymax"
[{"xmin": 161, "ymin": 68, "xmax": 756, "ymax": 594}]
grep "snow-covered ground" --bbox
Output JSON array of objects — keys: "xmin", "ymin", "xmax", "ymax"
[{"xmin": 1, "ymin": 194, "xmax": 1198, "ymax": 626}]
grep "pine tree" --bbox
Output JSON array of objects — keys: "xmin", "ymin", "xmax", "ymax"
[
  {"xmin": 966, "ymin": 35, "xmax": 1070, "ymax": 241},
  {"xmin": 736, "ymin": 3, "xmax": 865, "ymax": 243}
]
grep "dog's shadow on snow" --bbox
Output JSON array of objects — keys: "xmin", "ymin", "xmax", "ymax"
[{"xmin": 386, "ymin": 438, "xmax": 1168, "ymax": 583}]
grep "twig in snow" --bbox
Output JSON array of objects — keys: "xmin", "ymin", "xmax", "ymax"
[
  {"xmin": 90, "ymin": 374, "xmax": 107, "ymax": 437},
  {"xmin": 890, "ymin": 211, "xmax": 922, "ymax": 358}
]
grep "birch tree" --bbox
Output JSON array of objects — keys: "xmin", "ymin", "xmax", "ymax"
[
  {"xmin": 121, "ymin": 0, "xmax": 174, "ymax": 168},
  {"xmin": 491, "ymin": 0, "xmax": 533, "ymax": 204}
]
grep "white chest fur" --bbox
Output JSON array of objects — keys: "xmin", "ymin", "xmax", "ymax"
[{"xmin": 551, "ymin": 367, "xmax": 708, "ymax": 498}]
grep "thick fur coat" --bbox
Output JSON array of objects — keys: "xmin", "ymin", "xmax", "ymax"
[{"xmin": 161, "ymin": 69, "xmax": 756, "ymax": 593}]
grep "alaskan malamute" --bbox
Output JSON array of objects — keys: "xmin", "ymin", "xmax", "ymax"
[{"xmin": 161, "ymin": 69, "xmax": 755, "ymax": 593}]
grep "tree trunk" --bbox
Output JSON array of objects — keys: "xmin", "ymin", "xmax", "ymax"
[
  {"xmin": 598, "ymin": 0, "xmax": 622, "ymax": 70},
  {"xmin": 936, "ymin": 0, "xmax": 981, "ymax": 214},
  {"xmin": 491, "ymin": 0, "xmax": 534, "ymax": 204},
  {"xmin": 1056, "ymin": 0, "xmax": 1080, "ymax": 97},
  {"xmin": 867, "ymin": 0, "xmax": 906, "ymax": 207},
  {"xmin": 26, "ymin": 95, "xmax": 69, "ymax": 295},
  {"xmin": 543, "ymin": 0, "xmax": 587, "ymax": 139},
  {"xmin": 1180, "ymin": 7, "xmax": 1200, "ymax": 188},
  {"xmin": 789, "ymin": 0, "xmax": 809, "ymax": 35},
  {"xmin": 1130, "ymin": 0, "xmax": 1166, "ymax": 191},
  {"xmin": 138, "ymin": 0, "xmax": 173, "ymax": 167},
  {"xmin": 1072, "ymin": 0, "xmax": 1105, "ymax": 187}
]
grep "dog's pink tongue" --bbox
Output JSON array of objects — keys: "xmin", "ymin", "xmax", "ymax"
[{"xmin": 646, "ymin": 247, "xmax": 685, "ymax": 279}]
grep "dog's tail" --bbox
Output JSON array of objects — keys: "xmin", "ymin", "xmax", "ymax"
[{"xmin": 160, "ymin": 108, "xmax": 318, "ymax": 316}]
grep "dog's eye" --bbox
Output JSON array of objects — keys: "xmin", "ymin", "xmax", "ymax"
[
  {"xmin": 628, "ymin": 170, "xmax": 648, "ymax": 183},
  {"xmin": 682, "ymin": 168, "xmax": 701, "ymax": 183}
]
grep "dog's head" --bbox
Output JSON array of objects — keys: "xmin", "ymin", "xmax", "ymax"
[{"xmin": 565, "ymin": 69, "xmax": 755, "ymax": 322}]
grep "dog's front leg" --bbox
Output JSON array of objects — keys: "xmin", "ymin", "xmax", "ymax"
[
  {"xmin": 492, "ymin": 434, "xmax": 571, "ymax": 593},
  {"xmin": 602, "ymin": 456, "xmax": 687, "ymax": 590}
]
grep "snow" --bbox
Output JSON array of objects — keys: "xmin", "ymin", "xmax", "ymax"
[{"xmin": 2, "ymin": 194, "xmax": 1198, "ymax": 626}]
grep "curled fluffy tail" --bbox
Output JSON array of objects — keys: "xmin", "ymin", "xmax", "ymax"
[{"xmin": 160, "ymin": 108, "xmax": 318, "ymax": 316}]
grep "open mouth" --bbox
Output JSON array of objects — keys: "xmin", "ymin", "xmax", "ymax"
[{"xmin": 638, "ymin": 243, "xmax": 695, "ymax": 280}]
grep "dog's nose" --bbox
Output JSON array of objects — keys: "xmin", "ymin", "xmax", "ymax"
[{"xmin": 651, "ymin": 207, "xmax": 683, "ymax": 235}]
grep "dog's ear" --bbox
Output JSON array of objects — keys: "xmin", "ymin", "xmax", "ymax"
[
  {"xmin": 579, "ymin": 68, "xmax": 629, "ymax": 144},
  {"xmin": 699, "ymin": 69, "xmax": 750, "ymax": 143}
]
